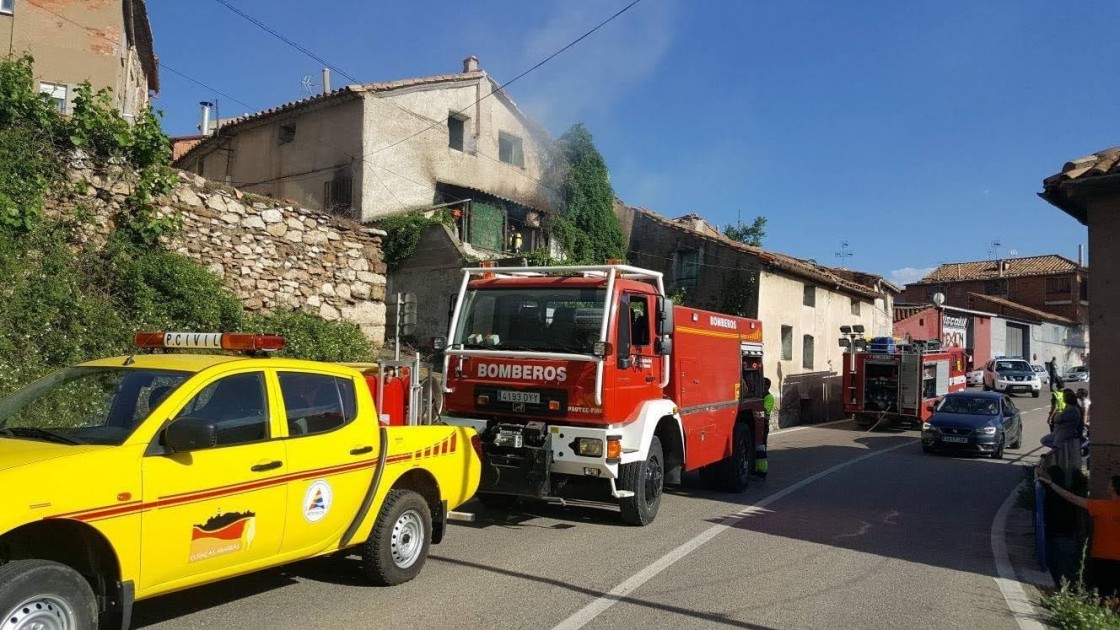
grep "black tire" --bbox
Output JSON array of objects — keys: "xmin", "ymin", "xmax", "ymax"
[
  {"xmin": 707, "ymin": 423, "xmax": 755, "ymax": 492},
  {"xmin": 0, "ymin": 559, "xmax": 97, "ymax": 630},
  {"xmin": 1010, "ymin": 431, "xmax": 1022, "ymax": 449},
  {"xmin": 989, "ymin": 434, "xmax": 1005, "ymax": 460},
  {"xmin": 982, "ymin": 382, "xmax": 990, "ymax": 391},
  {"xmin": 360, "ymin": 489, "xmax": 432, "ymax": 586},
  {"xmin": 855, "ymin": 415, "xmax": 871, "ymax": 429},
  {"xmin": 1032, "ymin": 391, "xmax": 1040, "ymax": 399},
  {"xmin": 476, "ymin": 492, "xmax": 520, "ymax": 511},
  {"xmin": 619, "ymin": 436, "xmax": 664, "ymax": 526}
]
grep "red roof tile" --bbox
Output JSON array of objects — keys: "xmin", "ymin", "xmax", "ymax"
[
  {"xmin": 966, "ymin": 293, "xmax": 1077, "ymax": 326},
  {"xmin": 1040, "ymin": 147, "xmax": 1120, "ymax": 224},
  {"xmin": 913, "ymin": 255, "xmax": 1084, "ymax": 284}
]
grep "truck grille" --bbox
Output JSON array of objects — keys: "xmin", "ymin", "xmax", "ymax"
[{"xmin": 940, "ymin": 427, "xmax": 972, "ymax": 436}]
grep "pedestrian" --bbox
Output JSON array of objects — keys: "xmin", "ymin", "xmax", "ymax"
[
  {"xmin": 1041, "ymin": 466, "xmax": 1088, "ymax": 587},
  {"xmin": 1036, "ymin": 470, "xmax": 1120, "ymax": 598},
  {"xmin": 754, "ymin": 378, "xmax": 774, "ymax": 480},
  {"xmin": 1048, "ymin": 388, "xmax": 1066, "ymax": 431},
  {"xmin": 1047, "ymin": 357, "xmax": 1059, "ymax": 392},
  {"xmin": 1043, "ymin": 389, "xmax": 1082, "ymax": 473},
  {"xmin": 1076, "ymin": 388, "xmax": 1091, "ymax": 428}
]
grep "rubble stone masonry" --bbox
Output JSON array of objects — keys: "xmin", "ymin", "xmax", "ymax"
[{"xmin": 47, "ymin": 164, "xmax": 387, "ymax": 345}]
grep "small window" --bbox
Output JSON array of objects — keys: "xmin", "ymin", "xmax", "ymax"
[
  {"xmin": 1046, "ymin": 276, "xmax": 1072, "ymax": 296},
  {"xmin": 498, "ymin": 131, "xmax": 524, "ymax": 167},
  {"xmin": 323, "ymin": 176, "xmax": 353, "ymax": 212},
  {"xmin": 172, "ymin": 372, "xmax": 270, "ymax": 447},
  {"xmin": 279, "ymin": 373, "xmax": 357, "ymax": 437},
  {"xmin": 278, "ymin": 122, "xmax": 296, "ymax": 145},
  {"xmin": 781, "ymin": 325, "xmax": 793, "ymax": 361},
  {"xmin": 1080, "ymin": 278, "xmax": 1088, "ymax": 302},
  {"xmin": 39, "ymin": 82, "xmax": 66, "ymax": 113},
  {"xmin": 674, "ymin": 249, "xmax": 700, "ymax": 289},
  {"xmin": 0, "ymin": 0, "xmax": 12, "ymax": 14},
  {"xmin": 850, "ymin": 299, "xmax": 861, "ymax": 316},
  {"xmin": 802, "ymin": 335, "xmax": 815, "ymax": 369},
  {"xmin": 628, "ymin": 296, "xmax": 651, "ymax": 347},
  {"xmin": 448, "ymin": 115, "xmax": 465, "ymax": 152},
  {"xmin": 803, "ymin": 284, "xmax": 816, "ymax": 307}
]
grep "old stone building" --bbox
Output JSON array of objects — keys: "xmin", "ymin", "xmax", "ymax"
[
  {"xmin": 175, "ymin": 56, "xmax": 555, "ymax": 238},
  {"xmin": 0, "ymin": 0, "xmax": 158, "ymax": 119},
  {"xmin": 616, "ymin": 203, "xmax": 899, "ymax": 427},
  {"xmin": 900, "ymin": 255, "xmax": 1089, "ymax": 324}
]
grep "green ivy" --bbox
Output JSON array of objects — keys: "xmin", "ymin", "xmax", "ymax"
[
  {"xmin": 555, "ymin": 123, "xmax": 625, "ymax": 264},
  {"xmin": 375, "ymin": 210, "xmax": 450, "ymax": 270}
]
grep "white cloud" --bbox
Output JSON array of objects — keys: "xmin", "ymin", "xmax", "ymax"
[
  {"xmin": 516, "ymin": 1, "xmax": 677, "ymax": 129},
  {"xmin": 890, "ymin": 267, "xmax": 936, "ymax": 286}
]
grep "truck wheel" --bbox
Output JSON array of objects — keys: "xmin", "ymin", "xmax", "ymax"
[
  {"xmin": 476, "ymin": 492, "xmax": 520, "ymax": 511},
  {"xmin": 360, "ymin": 489, "xmax": 432, "ymax": 586},
  {"xmin": 0, "ymin": 559, "xmax": 97, "ymax": 630},
  {"xmin": 705, "ymin": 423, "xmax": 754, "ymax": 492},
  {"xmin": 619, "ymin": 436, "xmax": 663, "ymax": 526}
]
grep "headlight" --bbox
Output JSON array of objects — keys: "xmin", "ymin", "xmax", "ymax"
[
  {"xmin": 573, "ymin": 437, "xmax": 604, "ymax": 457},
  {"xmin": 977, "ymin": 426, "xmax": 997, "ymax": 436},
  {"xmin": 922, "ymin": 422, "xmax": 933, "ymax": 431}
]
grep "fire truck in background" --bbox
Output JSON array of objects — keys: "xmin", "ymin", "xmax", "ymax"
[
  {"xmin": 439, "ymin": 263, "xmax": 767, "ymax": 525},
  {"xmin": 840, "ymin": 328, "xmax": 968, "ymax": 429}
]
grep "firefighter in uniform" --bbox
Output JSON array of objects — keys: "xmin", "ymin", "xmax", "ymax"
[{"xmin": 755, "ymin": 378, "xmax": 774, "ymax": 480}]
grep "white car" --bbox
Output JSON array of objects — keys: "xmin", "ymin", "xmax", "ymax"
[
  {"xmin": 1064, "ymin": 366, "xmax": 1090, "ymax": 383},
  {"xmin": 983, "ymin": 358, "xmax": 1041, "ymax": 398},
  {"xmin": 1032, "ymin": 364, "xmax": 1050, "ymax": 386},
  {"xmin": 967, "ymin": 369, "xmax": 984, "ymax": 386}
]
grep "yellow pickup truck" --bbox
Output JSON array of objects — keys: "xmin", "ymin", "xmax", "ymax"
[{"xmin": 0, "ymin": 332, "xmax": 480, "ymax": 629}]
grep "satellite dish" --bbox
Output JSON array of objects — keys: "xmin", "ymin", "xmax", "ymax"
[{"xmin": 932, "ymin": 292, "xmax": 946, "ymax": 307}]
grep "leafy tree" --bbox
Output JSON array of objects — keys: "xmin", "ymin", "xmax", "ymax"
[
  {"xmin": 723, "ymin": 216, "xmax": 767, "ymax": 247},
  {"xmin": 555, "ymin": 124, "xmax": 624, "ymax": 263}
]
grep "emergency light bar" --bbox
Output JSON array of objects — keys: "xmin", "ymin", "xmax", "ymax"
[{"xmin": 134, "ymin": 332, "xmax": 286, "ymax": 352}]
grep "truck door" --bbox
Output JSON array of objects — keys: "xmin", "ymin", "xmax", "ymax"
[
  {"xmin": 274, "ymin": 370, "xmax": 379, "ymax": 555},
  {"xmin": 140, "ymin": 370, "xmax": 287, "ymax": 591},
  {"xmin": 899, "ymin": 353, "xmax": 920, "ymax": 413},
  {"xmin": 610, "ymin": 292, "xmax": 661, "ymax": 421}
]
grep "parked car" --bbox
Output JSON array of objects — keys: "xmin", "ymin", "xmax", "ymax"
[
  {"xmin": 1063, "ymin": 365, "xmax": 1090, "ymax": 383},
  {"xmin": 1031, "ymin": 364, "xmax": 1050, "ymax": 386},
  {"xmin": 982, "ymin": 358, "xmax": 1041, "ymax": 397},
  {"xmin": 967, "ymin": 369, "xmax": 985, "ymax": 386},
  {"xmin": 921, "ymin": 391, "xmax": 1023, "ymax": 458}
]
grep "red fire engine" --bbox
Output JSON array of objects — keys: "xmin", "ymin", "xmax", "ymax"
[
  {"xmin": 841, "ymin": 331, "xmax": 967, "ymax": 429},
  {"xmin": 439, "ymin": 264, "xmax": 767, "ymax": 525}
]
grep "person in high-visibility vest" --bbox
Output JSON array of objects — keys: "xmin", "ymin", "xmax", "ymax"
[
  {"xmin": 1048, "ymin": 389, "xmax": 1066, "ymax": 431},
  {"xmin": 508, "ymin": 228, "xmax": 523, "ymax": 253},
  {"xmin": 755, "ymin": 378, "xmax": 774, "ymax": 480}
]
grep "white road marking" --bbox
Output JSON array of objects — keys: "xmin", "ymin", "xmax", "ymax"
[
  {"xmin": 552, "ymin": 439, "xmax": 914, "ymax": 629},
  {"xmin": 990, "ymin": 481, "xmax": 1047, "ymax": 630}
]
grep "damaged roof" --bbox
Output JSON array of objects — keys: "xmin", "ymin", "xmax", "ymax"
[
  {"xmin": 629, "ymin": 206, "xmax": 887, "ymax": 300},
  {"xmin": 911, "ymin": 255, "xmax": 1085, "ymax": 284},
  {"xmin": 1040, "ymin": 146, "xmax": 1120, "ymax": 224},
  {"xmin": 967, "ymin": 293, "xmax": 1078, "ymax": 326},
  {"xmin": 123, "ymin": 0, "xmax": 158, "ymax": 93}
]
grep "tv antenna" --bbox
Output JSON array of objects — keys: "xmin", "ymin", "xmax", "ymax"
[
  {"xmin": 835, "ymin": 240, "xmax": 853, "ymax": 267},
  {"xmin": 299, "ymin": 75, "xmax": 315, "ymax": 96},
  {"xmin": 988, "ymin": 240, "xmax": 1001, "ymax": 260}
]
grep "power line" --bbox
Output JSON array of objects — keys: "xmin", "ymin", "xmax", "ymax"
[{"xmin": 25, "ymin": 2, "xmax": 257, "ymax": 113}]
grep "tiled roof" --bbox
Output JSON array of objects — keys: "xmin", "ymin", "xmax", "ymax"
[
  {"xmin": 629, "ymin": 206, "xmax": 884, "ymax": 300},
  {"xmin": 893, "ymin": 304, "xmax": 931, "ymax": 323},
  {"xmin": 913, "ymin": 255, "xmax": 1084, "ymax": 284},
  {"xmin": 1040, "ymin": 147, "xmax": 1120, "ymax": 224},
  {"xmin": 966, "ymin": 293, "xmax": 1078, "ymax": 326},
  {"xmin": 825, "ymin": 267, "xmax": 903, "ymax": 294},
  {"xmin": 170, "ymin": 135, "xmax": 206, "ymax": 161},
  {"xmin": 175, "ymin": 69, "xmax": 510, "ymax": 166}
]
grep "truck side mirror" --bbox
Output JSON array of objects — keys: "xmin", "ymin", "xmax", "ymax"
[
  {"xmin": 164, "ymin": 416, "xmax": 218, "ymax": 452},
  {"xmin": 656, "ymin": 297, "xmax": 675, "ymax": 336},
  {"xmin": 656, "ymin": 335, "xmax": 672, "ymax": 356}
]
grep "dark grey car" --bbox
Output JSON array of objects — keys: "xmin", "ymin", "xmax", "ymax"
[{"xmin": 921, "ymin": 391, "xmax": 1023, "ymax": 459}]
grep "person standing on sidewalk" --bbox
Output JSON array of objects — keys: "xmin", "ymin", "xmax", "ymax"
[
  {"xmin": 1036, "ymin": 470, "xmax": 1120, "ymax": 598},
  {"xmin": 754, "ymin": 378, "xmax": 774, "ymax": 480}
]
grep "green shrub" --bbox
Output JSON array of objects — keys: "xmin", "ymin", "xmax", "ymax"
[
  {"xmin": 249, "ymin": 310, "xmax": 374, "ymax": 362},
  {"xmin": 1042, "ymin": 580, "xmax": 1120, "ymax": 629}
]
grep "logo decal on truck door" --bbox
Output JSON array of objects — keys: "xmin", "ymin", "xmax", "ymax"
[
  {"xmin": 189, "ymin": 510, "xmax": 256, "ymax": 562},
  {"xmin": 303, "ymin": 480, "xmax": 333, "ymax": 523}
]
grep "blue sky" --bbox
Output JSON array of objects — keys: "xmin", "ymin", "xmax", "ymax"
[{"xmin": 147, "ymin": 0, "xmax": 1106, "ymax": 283}]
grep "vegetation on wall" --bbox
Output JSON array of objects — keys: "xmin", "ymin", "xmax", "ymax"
[
  {"xmin": 375, "ymin": 210, "xmax": 451, "ymax": 271},
  {"xmin": 0, "ymin": 55, "xmax": 374, "ymax": 395},
  {"xmin": 554, "ymin": 123, "xmax": 625, "ymax": 264},
  {"xmin": 718, "ymin": 271, "xmax": 760, "ymax": 319}
]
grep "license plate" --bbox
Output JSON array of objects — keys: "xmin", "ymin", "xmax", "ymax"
[
  {"xmin": 499, "ymin": 390, "xmax": 540, "ymax": 404},
  {"xmin": 942, "ymin": 436, "xmax": 969, "ymax": 444}
]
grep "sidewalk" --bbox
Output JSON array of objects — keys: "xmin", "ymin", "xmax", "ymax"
[{"xmin": 1003, "ymin": 482, "xmax": 1056, "ymax": 628}]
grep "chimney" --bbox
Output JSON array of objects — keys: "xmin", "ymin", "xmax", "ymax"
[
  {"xmin": 463, "ymin": 55, "xmax": 480, "ymax": 73},
  {"xmin": 322, "ymin": 68, "xmax": 331, "ymax": 94},
  {"xmin": 1078, "ymin": 244, "xmax": 1084, "ymax": 266},
  {"xmin": 198, "ymin": 101, "xmax": 213, "ymax": 136}
]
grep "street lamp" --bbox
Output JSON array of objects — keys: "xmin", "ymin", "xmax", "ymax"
[{"xmin": 932, "ymin": 292, "xmax": 946, "ymax": 348}]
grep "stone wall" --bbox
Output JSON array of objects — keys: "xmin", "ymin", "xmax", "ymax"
[{"xmin": 49, "ymin": 165, "xmax": 387, "ymax": 344}]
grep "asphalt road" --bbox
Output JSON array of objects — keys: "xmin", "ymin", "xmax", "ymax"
[{"xmin": 134, "ymin": 391, "xmax": 1052, "ymax": 629}]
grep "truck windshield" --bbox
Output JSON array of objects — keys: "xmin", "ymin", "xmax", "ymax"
[
  {"xmin": 0, "ymin": 367, "xmax": 190, "ymax": 446},
  {"xmin": 453, "ymin": 288, "xmax": 607, "ymax": 354}
]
